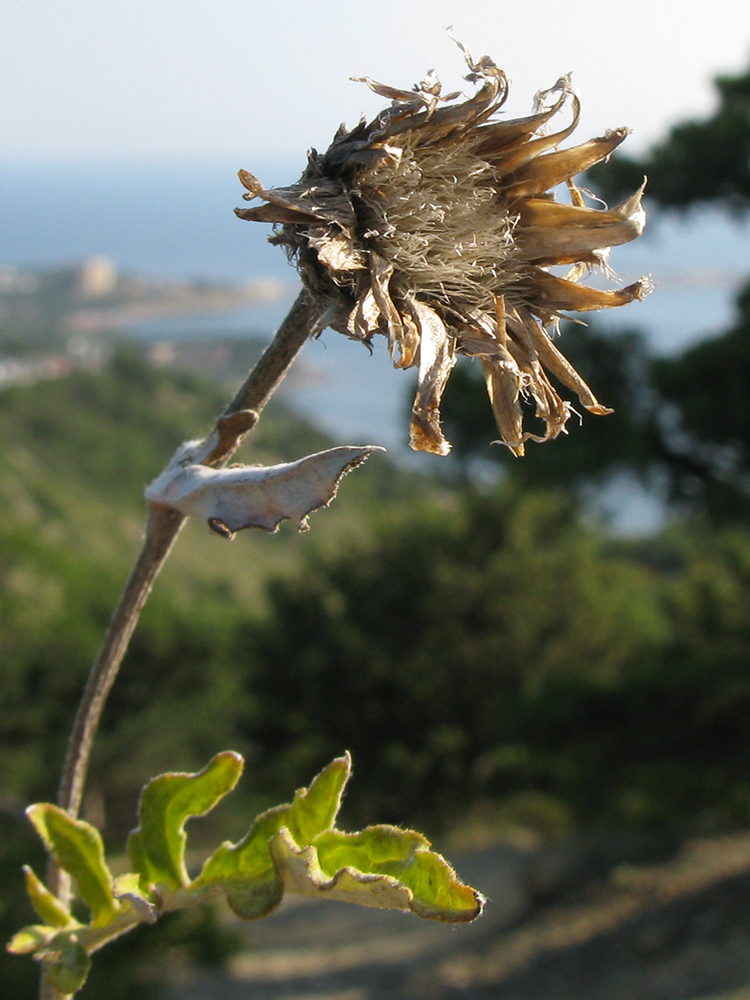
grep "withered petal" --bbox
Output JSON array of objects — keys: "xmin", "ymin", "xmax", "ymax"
[
  {"xmin": 352, "ymin": 76, "xmax": 436, "ymax": 109},
  {"xmin": 504, "ymin": 336, "xmax": 572, "ymax": 440},
  {"xmin": 235, "ymin": 204, "xmax": 324, "ymax": 225},
  {"xmin": 508, "ymin": 306, "xmax": 612, "ymax": 415},
  {"xmin": 480, "ymin": 357, "xmax": 527, "ymax": 456},
  {"xmin": 493, "ymin": 84, "xmax": 580, "ymax": 176},
  {"xmin": 454, "ymin": 301, "xmax": 509, "ymax": 360},
  {"xmin": 375, "ymin": 53, "xmax": 506, "ymax": 143},
  {"xmin": 238, "ymin": 168, "xmax": 265, "ymax": 197},
  {"xmin": 347, "ymin": 287, "xmax": 382, "ymax": 340},
  {"xmin": 504, "ymin": 128, "xmax": 631, "ymax": 198},
  {"xmin": 409, "ymin": 299, "xmax": 456, "ymax": 455},
  {"xmin": 457, "ymin": 303, "xmax": 568, "ymax": 453},
  {"xmin": 474, "ymin": 102, "xmax": 567, "ymax": 158},
  {"xmin": 514, "ymin": 184, "xmax": 646, "ymax": 261},
  {"xmin": 308, "ymin": 226, "xmax": 366, "ymax": 273},
  {"xmin": 369, "ymin": 253, "xmax": 418, "ymax": 368},
  {"xmin": 238, "ymin": 173, "xmax": 357, "ymax": 229},
  {"xmin": 398, "ymin": 309, "xmax": 421, "ymax": 369},
  {"xmin": 526, "ymin": 267, "xmax": 651, "ymax": 313}
]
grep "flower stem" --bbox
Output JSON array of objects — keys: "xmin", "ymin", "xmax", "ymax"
[{"xmin": 48, "ymin": 288, "xmax": 316, "ymax": 905}]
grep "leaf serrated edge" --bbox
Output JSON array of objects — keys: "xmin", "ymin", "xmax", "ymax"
[
  {"xmin": 270, "ymin": 827, "xmax": 484, "ymax": 922},
  {"xmin": 312, "ymin": 825, "xmax": 485, "ymax": 922}
]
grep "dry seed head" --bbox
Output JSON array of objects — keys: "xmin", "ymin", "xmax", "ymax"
[
  {"xmin": 357, "ymin": 134, "xmax": 518, "ymax": 308},
  {"xmin": 236, "ymin": 47, "xmax": 650, "ymax": 456}
]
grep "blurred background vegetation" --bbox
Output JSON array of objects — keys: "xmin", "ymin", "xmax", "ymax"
[{"xmin": 2, "ymin": 60, "xmax": 750, "ymax": 998}]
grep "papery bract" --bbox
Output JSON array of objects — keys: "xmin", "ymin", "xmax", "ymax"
[{"xmin": 146, "ymin": 443, "xmax": 384, "ymax": 537}]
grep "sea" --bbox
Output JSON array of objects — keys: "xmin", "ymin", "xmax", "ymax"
[{"xmin": 2, "ymin": 158, "xmax": 749, "ymax": 527}]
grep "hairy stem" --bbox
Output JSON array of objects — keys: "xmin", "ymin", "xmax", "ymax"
[{"xmin": 49, "ymin": 289, "xmax": 316, "ymax": 903}]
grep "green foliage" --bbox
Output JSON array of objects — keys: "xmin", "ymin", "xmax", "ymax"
[
  {"xmin": 236, "ymin": 486, "xmax": 667, "ymax": 827},
  {"xmin": 649, "ymin": 281, "xmax": 750, "ymax": 515},
  {"xmin": 9, "ymin": 754, "xmax": 483, "ymax": 995}
]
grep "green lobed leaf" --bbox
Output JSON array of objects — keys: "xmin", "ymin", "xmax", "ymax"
[
  {"xmin": 194, "ymin": 754, "xmax": 351, "ymax": 919},
  {"xmin": 195, "ymin": 755, "xmax": 482, "ymax": 923},
  {"xmin": 128, "ymin": 751, "xmax": 244, "ymax": 889},
  {"xmin": 23, "ymin": 866, "xmax": 75, "ymax": 928},
  {"xmin": 26, "ymin": 804, "xmax": 120, "ymax": 928},
  {"xmin": 7, "ymin": 924, "xmax": 53, "ymax": 955},
  {"xmin": 285, "ymin": 752, "xmax": 350, "ymax": 845},
  {"xmin": 193, "ymin": 804, "xmax": 288, "ymax": 918},
  {"xmin": 42, "ymin": 934, "xmax": 92, "ymax": 995},
  {"xmin": 112, "ymin": 873, "xmax": 159, "ymax": 923},
  {"xmin": 10, "ymin": 752, "xmax": 484, "ymax": 994},
  {"xmin": 310, "ymin": 826, "xmax": 484, "ymax": 922}
]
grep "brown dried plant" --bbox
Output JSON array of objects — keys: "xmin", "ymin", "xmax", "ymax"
[{"xmin": 237, "ymin": 43, "xmax": 650, "ymax": 456}]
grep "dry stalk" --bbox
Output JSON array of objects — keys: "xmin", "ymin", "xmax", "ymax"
[{"xmin": 45, "ymin": 289, "xmax": 316, "ymax": 935}]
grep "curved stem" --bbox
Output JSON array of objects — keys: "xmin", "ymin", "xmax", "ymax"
[
  {"xmin": 50, "ymin": 290, "xmax": 317, "ymax": 904},
  {"xmin": 56, "ymin": 506, "xmax": 187, "ymax": 826}
]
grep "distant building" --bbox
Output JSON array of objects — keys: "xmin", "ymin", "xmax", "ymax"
[{"xmin": 77, "ymin": 257, "xmax": 118, "ymax": 299}]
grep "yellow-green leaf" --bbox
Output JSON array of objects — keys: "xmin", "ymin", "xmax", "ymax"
[
  {"xmin": 7, "ymin": 924, "xmax": 52, "ymax": 955},
  {"xmin": 194, "ymin": 755, "xmax": 351, "ymax": 918},
  {"xmin": 43, "ymin": 935, "xmax": 91, "ymax": 995},
  {"xmin": 23, "ymin": 866, "xmax": 74, "ymax": 928},
  {"xmin": 312, "ymin": 826, "xmax": 484, "ymax": 922},
  {"xmin": 128, "ymin": 751, "xmax": 243, "ymax": 889},
  {"xmin": 286, "ymin": 753, "xmax": 350, "ymax": 845},
  {"xmin": 193, "ymin": 804, "xmax": 288, "ymax": 918},
  {"xmin": 26, "ymin": 804, "xmax": 120, "ymax": 928}
]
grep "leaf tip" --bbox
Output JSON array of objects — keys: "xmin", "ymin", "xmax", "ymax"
[{"xmin": 208, "ymin": 517, "xmax": 235, "ymax": 539}]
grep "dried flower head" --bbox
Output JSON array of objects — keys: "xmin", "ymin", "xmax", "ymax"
[{"xmin": 237, "ymin": 45, "xmax": 650, "ymax": 456}]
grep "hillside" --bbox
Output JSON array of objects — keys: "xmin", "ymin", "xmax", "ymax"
[
  {"xmin": 5, "ymin": 345, "xmax": 750, "ymax": 1000},
  {"xmin": 0, "ymin": 349, "xmax": 410, "ymax": 811}
]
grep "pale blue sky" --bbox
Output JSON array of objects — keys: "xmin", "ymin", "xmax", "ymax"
[{"xmin": 3, "ymin": 0, "xmax": 749, "ymax": 164}]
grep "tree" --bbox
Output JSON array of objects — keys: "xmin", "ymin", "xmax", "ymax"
[
  {"xmin": 589, "ymin": 62, "xmax": 750, "ymax": 212},
  {"xmin": 442, "ymin": 59, "xmax": 750, "ymax": 520},
  {"xmin": 591, "ymin": 60, "xmax": 750, "ymax": 516}
]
